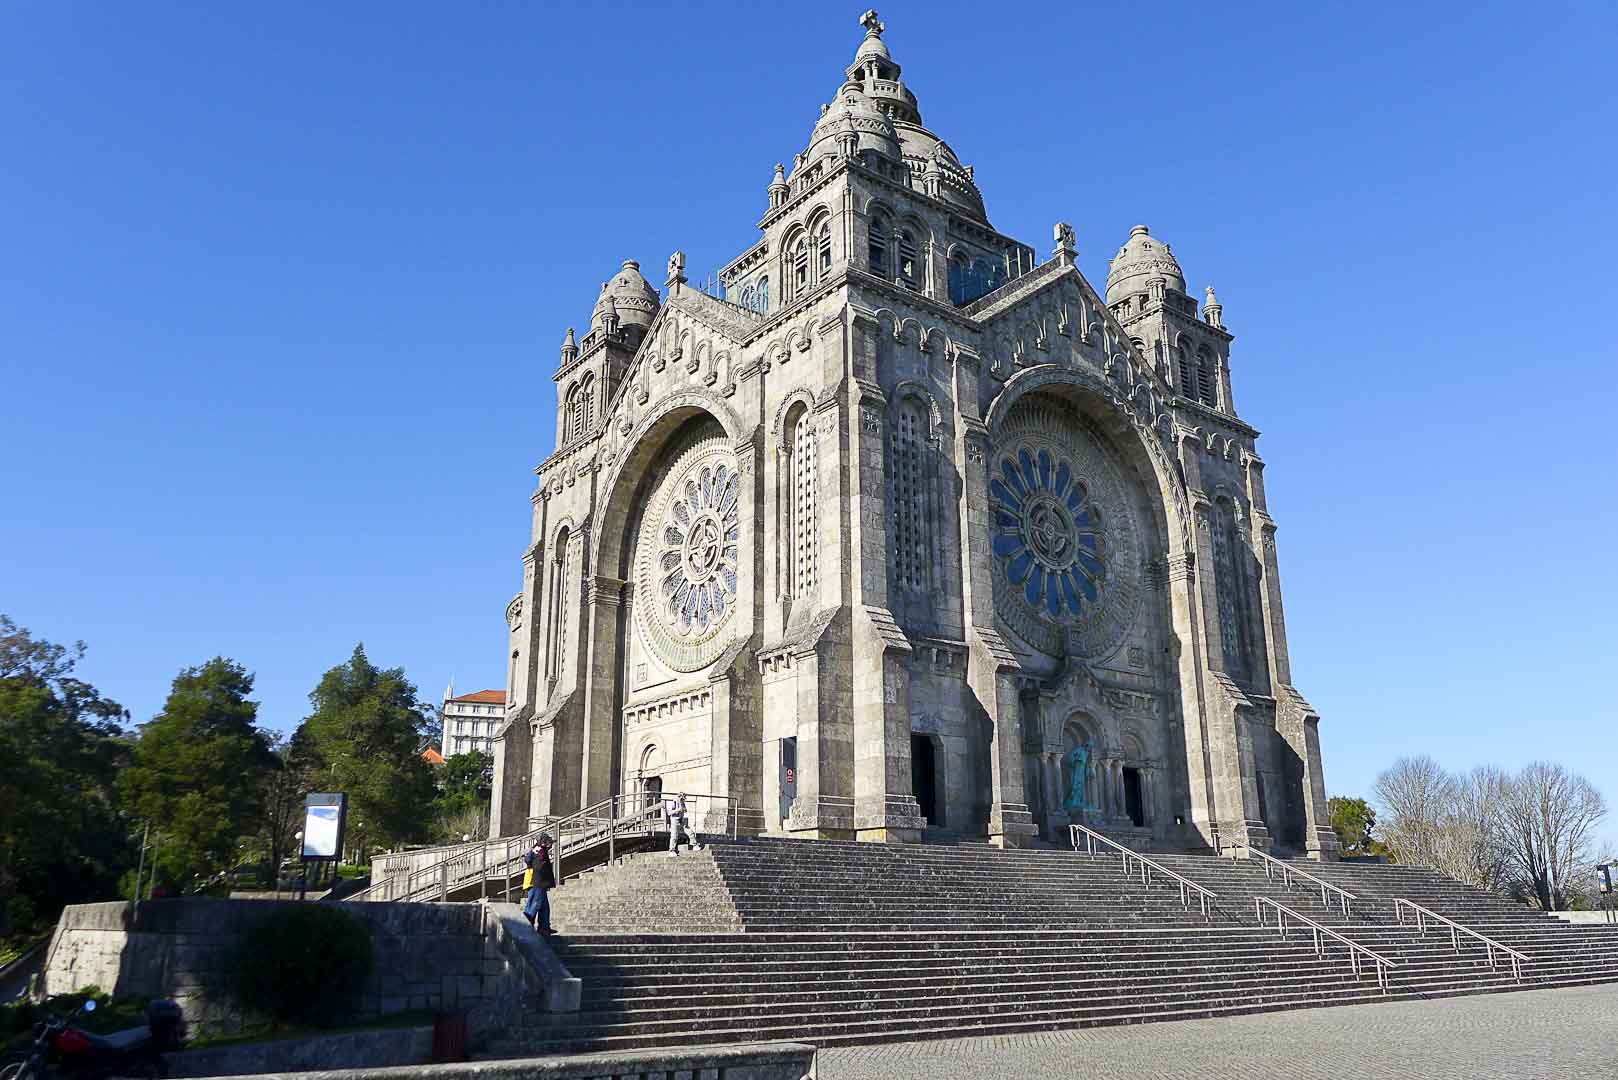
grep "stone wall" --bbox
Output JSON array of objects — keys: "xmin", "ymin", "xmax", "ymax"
[{"xmin": 40, "ymin": 899, "xmax": 545, "ymax": 1039}]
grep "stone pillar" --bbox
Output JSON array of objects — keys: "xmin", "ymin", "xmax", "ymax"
[
  {"xmin": 787, "ymin": 644, "xmax": 856, "ymax": 838},
  {"xmin": 849, "ymin": 372, "xmax": 924, "ymax": 842},
  {"xmin": 956, "ymin": 422, "xmax": 1035, "ymax": 848},
  {"xmin": 578, "ymin": 572, "xmax": 625, "ymax": 809},
  {"xmin": 847, "ymin": 307, "xmax": 925, "ymax": 841}
]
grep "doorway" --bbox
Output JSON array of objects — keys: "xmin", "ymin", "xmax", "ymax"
[
  {"xmin": 911, "ymin": 734, "xmax": 938, "ymax": 827},
  {"xmin": 779, "ymin": 737, "xmax": 797, "ymax": 827},
  {"xmin": 1123, "ymin": 767, "xmax": 1145, "ymax": 828}
]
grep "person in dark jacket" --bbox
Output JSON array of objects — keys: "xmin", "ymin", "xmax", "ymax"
[{"xmin": 525, "ymin": 838, "xmax": 556, "ymax": 936}]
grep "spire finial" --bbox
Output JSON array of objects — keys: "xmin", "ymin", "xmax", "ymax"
[
  {"xmin": 859, "ymin": 9, "xmax": 884, "ymax": 36},
  {"xmin": 1203, "ymin": 285, "xmax": 1223, "ymax": 329}
]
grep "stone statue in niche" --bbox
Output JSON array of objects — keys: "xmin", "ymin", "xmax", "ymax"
[{"xmin": 1062, "ymin": 743, "xmax": 1093, "ymax": 815}]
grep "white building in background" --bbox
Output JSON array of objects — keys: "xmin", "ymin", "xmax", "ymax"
[{"xmin": 443, "ymin": 685, "xmax": 506, "ymax": 758}]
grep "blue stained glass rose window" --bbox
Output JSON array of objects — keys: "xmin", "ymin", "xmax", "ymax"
[{"xmin": 990, "ymin": 446, "xmax": 1107, "ymax": 621}]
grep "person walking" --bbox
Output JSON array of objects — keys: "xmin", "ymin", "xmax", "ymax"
[
  {"xmin": 520, "ymin": 842, "xmax": 541, "ymax": 929},
  {"xmin": 665, "ymin": 793, "xmax": 699, "ymax": 856},
  {"xmin": 530, "ymin": 838, "xmax": 556, "ymax": 937}
]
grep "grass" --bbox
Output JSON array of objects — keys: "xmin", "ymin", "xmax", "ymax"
[{"xmin": 1, "ymin": 990, "xmax": 151, "ymax": 1052}]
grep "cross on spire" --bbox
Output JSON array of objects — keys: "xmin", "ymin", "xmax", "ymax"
[{"xmin": 859, "ymin": 9, "xmax": 884, "ymax": 36}]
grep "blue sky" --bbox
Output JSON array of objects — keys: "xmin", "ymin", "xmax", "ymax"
[{"xmin": 3, "ymin": 2, "xmax": 1615, "ymax": 848}]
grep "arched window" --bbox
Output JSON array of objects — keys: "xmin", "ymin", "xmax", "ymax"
[
  {"xmin": 888, "ymin": 398, "xmax": 930, "ymax": 591},
  {"xmin": 868, "ymin": 216, "xmax": 888, "ymax": 275},
  {"xmin": 738, "ymin": 284, "xmax": 755, "ymax": 311},
  {"xmin": 756, "ymin": 275, "xmax": 769, "ymax": 312},
  {"xmin": 789, "ymin": 235, "xmax": 809, "ymax": 301},
  {"xmin": 813, "ymin": 220, "xmax": 832, "ymax": 277},
  {"xmin": 1196, "ymin": 347, "xmax": 1217, "ymax": 407},
  {"xmin": 1211, "ymin": 501, "xmax": 1251, "ymax": 682},
  {"xmin": 784, "ymin": 405, "xmax": 818, "ymax": 600},
  {"xmin": 566, "ymin": 373, "xmax": 595, "ymax": 442},
  {"xmin": 545, "ymin": 529, "xmax": 569, "ymax": 685},
  {"xmin": 1177, "ymin": 348, "xmax": 1196, "ymax": 397},
  {"xmin": 897, "ymin": 230, "xmax": 918, "ymax": 289},
  {"xmin": 948, "ymin": 254, "xmax": 969, "ymax": 305}
]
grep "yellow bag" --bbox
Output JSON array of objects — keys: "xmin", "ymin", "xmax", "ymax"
[{"xmin": 521, "ymin": 867, "xmax": 534, "ymax": 889}]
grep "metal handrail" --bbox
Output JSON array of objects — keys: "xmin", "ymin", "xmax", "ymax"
[
  {"xmin": 1070, "ymin": 823, "xmax": 1219, "ymax": 919},
  {"xmin": 1230, "ymin": 843, "xmax": 1359, "ymax": 916},
  {"xmin": 354, "ymin": 790, "xmax": 739, "ymax": 903},
  {"xmin": 1254, "ymin": 896, "xmax": 1396, "ymax": 992},
  {"xmin": 1393, "ymin": 898, "xmax": 1529, "ymax": 982}
]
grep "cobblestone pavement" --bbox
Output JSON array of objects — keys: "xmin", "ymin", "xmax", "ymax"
[{"xmin": 814, "ymin": 983, "xmax": 1618, "ymax": 1079}]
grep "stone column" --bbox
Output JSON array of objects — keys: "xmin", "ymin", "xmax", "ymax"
[
  {"xmin": 849, "ymin": 370, "xmax": 924, "ymax": 842},
  {"xmin": 956, "ymin": 423, "xmax": 1036, "ymax": 848},
  {"xmin": 578, "ymin": 572, "xmax": 625, "ymax": 809}
]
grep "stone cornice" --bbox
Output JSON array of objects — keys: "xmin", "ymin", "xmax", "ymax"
[{"xmin": 1173, "ymin": 396, "xmax": 1260, "ymax": 439}]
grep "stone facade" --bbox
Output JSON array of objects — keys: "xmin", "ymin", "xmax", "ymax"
[{"xmin": 491, "ymin": 12, "xmax": 1337, "ymax": 858}]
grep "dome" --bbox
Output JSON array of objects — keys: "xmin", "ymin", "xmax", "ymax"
[
  {"xmin": 1105, "ymin": 225, "xmax": 1187, "ymax": 304},
  {"xmin": 591, "ymin": 259, "xmax": 660, "ymax": 332},
  {"xmin": 799, "ymin": 85, "xmax": 902, "ymax": 176},
  {"xmin": 896, "ymin": 123, "xmax": 987, "ymax": 221}
]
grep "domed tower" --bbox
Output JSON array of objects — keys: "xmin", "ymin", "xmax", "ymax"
[
  {"xmin": 1106, "ymin": 225, "xmax": 1235, "ymax": 414},
  {"xmin": 553, "ymin": 259, "xmax": 661, "ymax": 452}
]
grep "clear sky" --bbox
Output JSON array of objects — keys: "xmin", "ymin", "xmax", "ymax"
[{"xmin": 3, "ymin": 2, "xmax": 1615, "ymax": 849}]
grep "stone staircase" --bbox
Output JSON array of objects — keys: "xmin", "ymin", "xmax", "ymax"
[
  {"xmin": 1153, "ymin": 854, "xmax": 1618, "ymax": 998},
  {"xmin": 479, "ymin": 836, "xmax": 1613, "ymax": 1055}
]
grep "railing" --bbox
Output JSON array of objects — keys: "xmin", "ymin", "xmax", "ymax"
[
  {"xmin": 1254, "ymin": 896, "xmax": 1397, "ymax": 992},
  {"xmin": 1393, "ymin": 898, "xmax": 1529, "ymax": 982},
  {"xmin": 1070, "ymin": 823, "xmax": 1219, "ymax": 919},
  {"xmin": 353, "ymin": 791, "xmax": 738, "ymax": 903},
  {"xmin": 1229, "ymin": 843, "xmax": 1359, "ymax": 917}
]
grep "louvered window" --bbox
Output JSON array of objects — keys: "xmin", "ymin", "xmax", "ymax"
[
  {"xmin": 1196, "ymin": 353, "xmax": 1217, "ymax": 406},
  {"xmin": 868, "ymin": 218, "xmax": 887, "ymax": 275},
  {"xmin": 888, "ymin": 401, "xmax": 929, "ymax": 591},
  {"xmin": 789, "ymin": 410, "xmax": 818, "ymax": 598}
]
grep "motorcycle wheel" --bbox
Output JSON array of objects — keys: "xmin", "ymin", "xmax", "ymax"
[{"xmin": 0, "ymin": 1057, "xmax": 34, "ymax": 1080}]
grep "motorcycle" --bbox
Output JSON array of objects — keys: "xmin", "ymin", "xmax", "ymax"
[{"xmin": 1, "ymin": 998, "xmax": 185, "ymax": 1080}]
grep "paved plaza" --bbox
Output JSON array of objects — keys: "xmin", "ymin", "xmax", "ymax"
[{"xmin": 815, "ymin": 982, "xmax": 1618, "ymax": 1079}]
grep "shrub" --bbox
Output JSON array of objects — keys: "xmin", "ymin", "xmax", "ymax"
[{"xmin": 229, "ymin": 905, "xmax": 373, "ymax": 1027}]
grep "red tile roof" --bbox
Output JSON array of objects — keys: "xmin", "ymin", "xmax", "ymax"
[
  {"xmin": 421, "ymin": 747, "xmax": 446, "ymax": 765},
  {"xmin": 448, "ymin": 689, "xmax": 506, "ymax": 705}
]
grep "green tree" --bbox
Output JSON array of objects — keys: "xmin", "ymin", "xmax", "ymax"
[
  {"xmin": 0, "ymin": 616, "xmax": 132, "ymax": 936},
  {"xmin": 254, "ymin": 734, "xmax": 313, "ymax": 884},
  {"xmin": 1328, "ymin": 796, "xmax": 1383, "ymax": 856},
  {"xmin": 120, "ymin": 658, "xmax": 276, "ymax": 891},
  {"xmin": 429, "ymin": 751, "xmax": 492, "ymax": 844},
  {"xmin": 296, "ymin": 645, "xmax": 435, "ymax": 848}
]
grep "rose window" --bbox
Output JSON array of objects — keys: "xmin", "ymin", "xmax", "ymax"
[
  {"xmin": 990, "ymin": 447, "xmax": 1107, "ymax": 620},
  {"xmin": 658, "ymin": 463, "xmax": 740, "ymax": 637}
]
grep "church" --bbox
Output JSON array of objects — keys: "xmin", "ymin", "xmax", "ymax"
[{"xmin": 490, "ymin": 11, "xmax": 1339, "ymax": 859}]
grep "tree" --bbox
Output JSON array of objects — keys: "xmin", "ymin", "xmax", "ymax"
[
  {"xmin": 1432, "ymin": 766, "xmax": 1512, "ymax": 894},
  {"xmin": 429, "ymin": 751, "xmax": 492, "ymax": 844},
  {"xmin": 296, "ymin": 645, "xmax": 435, "ymax": 849},
  {"xmin": 119, "ymin": 658, "xmax": 277, "ymax": 891},
  {"xmin": 1327, "ymin": 797, "xmax": 1380, "ymax": 856},
  {"xmin": 1372, "ymin": 755, "xmax": 1457, "ymax": 869},
  {"xmin": 1498, "ymin": 761, "xmax": 1608, "ymax": 911},
  {"xmin": 0, "ymin": 616, "xmax": 132, "ymax": 936},
  {"xmin": 255, "ymin": 734, "xmax": 313, "ymax": 884}
]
